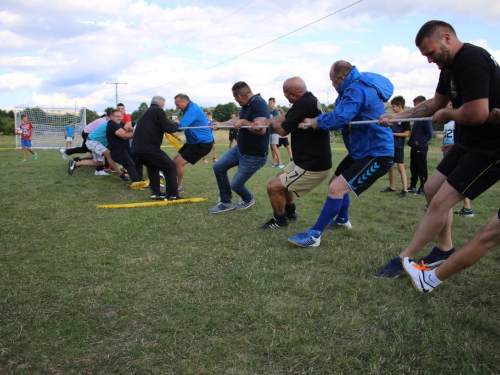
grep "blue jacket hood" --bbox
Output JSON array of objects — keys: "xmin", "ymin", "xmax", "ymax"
[{"xmin": 340, "ymin": 67, "xmax": 394, "ymax": 103}]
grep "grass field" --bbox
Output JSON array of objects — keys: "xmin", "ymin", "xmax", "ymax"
[{"xmin": 1, "ymin": 134, "xmax": 500, "ymax": 374}]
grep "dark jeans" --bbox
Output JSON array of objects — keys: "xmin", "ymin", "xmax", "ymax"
[
  {"xmin": 409, "ymin": 147, "xmax": 428, "ymax": 190},
  {"xmin": 134, "ymin": 149, "xmax": 178, "ymax": 197},
  {"xmin": 212, "ymin": 146, "xmax": 267, "ymax": 203},
  {"xmin": 110, "ymin": 149, "xmax": 141, "ymax": 182},
  {"xmin": 129, "ymin": 147, "xmax": 143, "ymax": 180}
]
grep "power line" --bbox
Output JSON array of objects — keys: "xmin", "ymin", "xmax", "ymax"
[
  {"xmin": 189, "ymin": 0, "xmax": 258, "ymax": 40},
  {"xmin": 121, "ymin": 0, "xmax": 363, "ymax": 97}
]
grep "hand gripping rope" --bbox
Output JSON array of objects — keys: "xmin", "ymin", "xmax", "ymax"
[{"xmin": 175, "ymin": 117, "xmax": 433, "ymax": 130}]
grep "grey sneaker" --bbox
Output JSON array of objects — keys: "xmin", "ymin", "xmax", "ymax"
[
  {"xmin": 277, "ymin": 163, "xmax": 285, "ymax": 169},
  {"xmin": 59, "ymin": 148, "xmax": 68, "ymax": 160},
  {"xmin": 209, "ymin": 201, "xmax": 234, "ymax": 213},
  {"xmin": 235, "ymin": 198, "xmax": 255, "ymax": 210}
]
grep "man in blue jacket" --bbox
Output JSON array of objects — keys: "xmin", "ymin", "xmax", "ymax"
[
  {"xmin": 172, "ymin": 94, "xmax": 214, "ymax": 194},
  {"xmin": 288, "ymin": 60, "xmax": 394, "ymax": 247},
  {"xmin": 407, "ymin": 95, "xmax": 434, "ymax": 196}
]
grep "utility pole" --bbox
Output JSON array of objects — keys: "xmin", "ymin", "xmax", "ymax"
[{"xmin": 106, "ymin": 82, "xmax": 127, "ymax": 106}]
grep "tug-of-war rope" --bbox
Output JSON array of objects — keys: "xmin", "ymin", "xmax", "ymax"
[
  {"xmin": 100, "ymin": 117, "xmax": 432, "ymax": 209},
  {"xmin": 96, "ymin": 198, "xmax": 207, "ymax": 209},
  {"xmin": 176, "ymin": 117, "xmax": 434, "ymax": 130}
]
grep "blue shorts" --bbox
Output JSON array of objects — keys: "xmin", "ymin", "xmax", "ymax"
[{"xmin": 21, "ymin": 139, "xmax": 32, "ymax": 148}]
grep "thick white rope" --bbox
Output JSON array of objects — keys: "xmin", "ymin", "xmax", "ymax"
[{"xmin": 177, "ymin": 117, "xmax": 433, "ymax": 130}]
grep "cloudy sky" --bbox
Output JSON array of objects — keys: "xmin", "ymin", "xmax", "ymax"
[{"xmin": 1, "ymin": 0, "xmax": 499, "ymax": 114}]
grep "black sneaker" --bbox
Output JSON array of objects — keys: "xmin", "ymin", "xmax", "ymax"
[
  {"xmin": 374, "ymin": 256, "xmax": 404, "ymax": 278},
  {"xmin": 453, "ymin": 207, "xmax": 474, "ymax": 217},
  {"xmin": 286, "ymin": 212, "xmax": 298, "ymax": 221},
  {"xmin": 68, "ymin": 160, "xmax": 76, "ymax": 175},
  {"xmin": 167, "ymin": 195, "xmax": 181, "ymax": 201},
  {"xmin": 119, "ymin": 173, "xmax": 129, "ymax": 181},
  {"xmin": 414, "ymin": 188, "xmax": 424, "ymax": 196},
  {"xmin": 260, "ymin": 217, "xmax": 288, "ymax": 229},
  {"xmin": 407, "ymin": 187, "xmax": 417, "ymax": 193},
  {"xmin": 397, "ymin": 190, "xmax": 408, "ymax": 198},
  {"xmin": 380, "ymin": 187, "xmax": 396, "ymax": 193},
  {"xmin": 416, "ymin": 246, "xmax": 456, "ymax": 267},
  {"xmin": 151, "ymin": 193, "xmax": 167, "ymax": 200},
  {"xmin": 73, "ymin": 157, "xmax": 81, "ymax": 162}
]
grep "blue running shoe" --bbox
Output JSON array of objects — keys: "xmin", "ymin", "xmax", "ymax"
[
  {"xmin": 416, "ymin": 246, "xmax": 455, "ymax": 268},
  {"xmin": 374, "ymin": 256, "xmax": 404, "ymax": 278},
  {"xmin": 288, "ymin": 230, "xmax": 321, "ymax": 247}
]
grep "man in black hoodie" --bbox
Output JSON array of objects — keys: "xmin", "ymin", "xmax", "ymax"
[{"xmin": 132, "ymin": 95, "xmax": 179, "ymax": 200}]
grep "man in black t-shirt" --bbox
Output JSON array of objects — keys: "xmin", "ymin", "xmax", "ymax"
[
  {"xmin": 106, "ymin": 113, "xmax": 142, "ymax": 185},
  {"xmin": 376, "ymin": 20, "xmax": 500, "ymax": 279},
  {"xmin": 253, "ymin": 77, "xmax": 332, "ymax": 229},
  {"xmin": 209, "ymin": 82, "xmax": 270, "ymax": 213}
]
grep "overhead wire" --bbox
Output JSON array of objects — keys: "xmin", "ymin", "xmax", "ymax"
[{"xmin": 120, "ymin": 0, "xmax": 363, "ymax": 97}]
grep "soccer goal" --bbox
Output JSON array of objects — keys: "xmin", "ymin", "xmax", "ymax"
[{"xmin": 14, "ymin": 107, "xmax": 86, "ymax": 150}]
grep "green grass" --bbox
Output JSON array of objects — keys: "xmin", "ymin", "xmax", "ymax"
[{"xmin": 1, "ymin": 135, "xmax": 500, "ymax": 374}]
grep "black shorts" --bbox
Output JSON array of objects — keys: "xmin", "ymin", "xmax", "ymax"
[
  {"xmin": 179, "ymin": 142, "xmax": 214, "ymax": 164},
  {"xmin": 229, "ymin": 129, "xmax": 238, "ymax": 141},
  {"xmin": 278, "ymin": 137, "xmax": 289, "ymax": 147},
  {"xmin": 436, "ymin": 144, "xmax": 500, "ymax": 200},
  {"xmin": 393, "ymin": 147, "xmax": 405, "ymax": 164},
  {"xmin": 336, "ymin": 155, "xmax": 393, "ymax": 196}
]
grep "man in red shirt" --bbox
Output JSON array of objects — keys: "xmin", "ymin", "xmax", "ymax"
[{"xmin": 117, "ymin": 103, "xmax": 132, "ymax": 131}]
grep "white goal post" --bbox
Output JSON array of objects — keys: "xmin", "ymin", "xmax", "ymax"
[{"xmin": 14, "ymin": 107, "xmax": 86, "ymax": 150}]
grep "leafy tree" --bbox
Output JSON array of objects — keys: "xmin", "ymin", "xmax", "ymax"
[
  {"xmin": 131, "ymin": 102, "xmax": 149, "ymax": 122},
  {"xmin": 0, "ymin": 109, "xmax": 14, "ymax": 134},
  {"xmin": 278, "ymin": 105, "xmax": 289, "ymax": 113},
  {"xmin": 85, "ymin": 109, "xmax": 100, "ymax": 124},
  {"xmin": 212, "ymin": 102, "xmax": 240, "ymax": 122}
]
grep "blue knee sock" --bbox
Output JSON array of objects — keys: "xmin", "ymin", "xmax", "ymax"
[
  {"xmin": 311, "ymin": 196, "xmax": 343, "ymax": 233},
  {"xmin": 335, "ymin": 193, "xmax": 350, "ymax": 224}
]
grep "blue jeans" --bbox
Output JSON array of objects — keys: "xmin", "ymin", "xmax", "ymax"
[{"xmin": 213, "ymin": 146, "xmax": 267, "ymax": 203}]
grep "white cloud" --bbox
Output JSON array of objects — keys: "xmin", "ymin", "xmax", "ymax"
[
  {"xmin": 0, "ymin": 1, "xmax": 499, "ymax": 112},
  {"xmin": 0, "ymin": 72, "xmax": 42, "ymax": 91}
]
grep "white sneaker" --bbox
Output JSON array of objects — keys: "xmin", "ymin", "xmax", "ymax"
[
  {"xmin": 402, "ymin": 257, "xmax": 435, "ymax": 293},
  {"xmin": 327, "ymin": 220, "xmax": 352, "ymax": 229},
  {"xmin": 59, "ymin": 148, "xmax": 67, "ymax": 160},
  {"xmin": 95, "ymin": 170, "xmax": 109, "ymax": 176}
]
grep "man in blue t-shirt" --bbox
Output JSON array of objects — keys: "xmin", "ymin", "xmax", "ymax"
[
  {"xmin": 172, "ymin": 93, "xmax": 214, "ymax": 194},
  {"xmin": 209, "ymin": 81, "xmax": 270, "ymax": 213}
]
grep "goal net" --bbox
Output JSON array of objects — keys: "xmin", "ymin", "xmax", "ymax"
[{"xmin": 14, "ymin": 107, "xmax": 86, "ymax": 150}]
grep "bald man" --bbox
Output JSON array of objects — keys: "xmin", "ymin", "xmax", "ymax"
[{"xmin": 254, "ymin": 77, "xmax": 331, "ymax": 229}]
